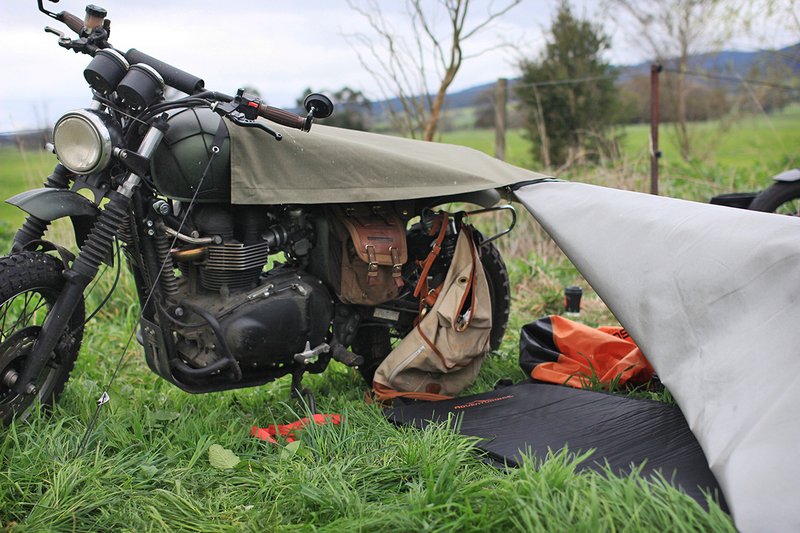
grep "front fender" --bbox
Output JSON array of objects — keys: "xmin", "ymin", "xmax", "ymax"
[
  {"xmin": 6, "ymin": 188, "xmax": 100, "ymax": 249},
  {"xmin": 6, "ymin": 188, "xmax": 99, "ymax": 219}
]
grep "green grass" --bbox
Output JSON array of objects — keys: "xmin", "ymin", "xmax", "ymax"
[
  {"xmin": 0, "ymin": 136, "xmax": 746, "ymax": 530},
  {"xmin": 442, "ymin": 105, "xmax": 800, "ymax": 200},
  {"xmin": 440, "ymin": 128, "xmax": 535, "ymax": 169},
  {"xmin": 0, "ymin": 148, "xmax": 59, "ymax": 228},
  {"xmin": 621, "ymin": 104, "xmax": 800, "ymax": 172}
]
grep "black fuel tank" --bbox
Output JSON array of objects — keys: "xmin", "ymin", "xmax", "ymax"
[{"xmin": 150, "ymin": 106, "xmax": 232, "ymax": 202}]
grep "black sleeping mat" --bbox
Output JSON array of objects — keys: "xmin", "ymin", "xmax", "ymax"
[{"xmin": 386, "ymin": 381, "xmax": 726, "ymax": 510}]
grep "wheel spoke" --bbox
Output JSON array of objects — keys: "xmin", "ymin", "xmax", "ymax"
[
  {"xmin": 25, "ymin": 296, "xmax": 48, "ymax": 323},
  {"xmin": 4, "ymin": 293, "xmax": 46, "ymax": 339},
  {"xmin": 18, "ymin": 292, "xmax": 33, "ymax": 325},
  {"xmin": 0, "ymin": 291, "xmax": 52, "ymax": 342},
  {"xmin": 2, "ymin": 292, "xmax": 31, "ymax": 339}
]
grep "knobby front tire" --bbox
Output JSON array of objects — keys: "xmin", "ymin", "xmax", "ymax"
[{"xmin": 0, "ymin": 252, "xmax": 85, "ymax": 424}]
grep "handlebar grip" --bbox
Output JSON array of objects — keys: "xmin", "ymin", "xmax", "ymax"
[
  {"xmin": 59, "ymin": 11, "xmax": 85, "ymax": 34},
  {"xmin": 125, "ymin": 48, "xmax": 205, "ymax": 95},
  {"xmin": 257, "ymin": 104, "xmax": 309, "ymax": 131}
]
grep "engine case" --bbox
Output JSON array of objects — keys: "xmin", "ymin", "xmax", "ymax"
[{"xmin": 217, "ymin": 268, "xmax": 333, "ymax": 366}]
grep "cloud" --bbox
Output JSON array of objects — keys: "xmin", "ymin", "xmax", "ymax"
[{"xmin": 1, "ymin": 0, "xmax": 795, "ymax": 132}]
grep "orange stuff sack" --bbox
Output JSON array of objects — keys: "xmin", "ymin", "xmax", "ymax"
[{"xmin": 519, "ymin": 315, "xmax": 654, "ymax": 388}]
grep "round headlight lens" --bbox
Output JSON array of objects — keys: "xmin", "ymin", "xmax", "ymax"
[{"xmin": 53, "ymin": 110, "xmax": 113, "ymax": 174}]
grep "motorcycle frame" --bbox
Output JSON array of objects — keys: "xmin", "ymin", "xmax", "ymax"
[
  {"xmin": 9, "ymin": 157, "xmax": 315, "ymax": 395},
  {"xmin": 8, "ymin": 134, "xmax": 511, "ymax": 398}
]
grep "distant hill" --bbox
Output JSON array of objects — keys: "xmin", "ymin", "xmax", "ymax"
[
  {"xmin": 619, "ymin": 42, "xmax": 800, "ymax": 81},
  {"xmin": 371, "ymin": 42, "xmax": 799, "ymax": 114}
]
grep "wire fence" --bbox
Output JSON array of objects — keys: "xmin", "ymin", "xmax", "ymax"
[{"xmin": 513, "ymin": 67, "xmax": 799, "ymax": 92}]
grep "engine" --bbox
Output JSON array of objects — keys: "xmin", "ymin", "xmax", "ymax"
[
  {"xmin": 175, "ymin": 267, "xmax": 333, "ymax": 369},
  {"xmin": 183, "ymin": 204, "xmax": 315, "ymax": 292},
  {"xmin": 148, "ymin": 202, "xmax": 335, "ymax": 388}
]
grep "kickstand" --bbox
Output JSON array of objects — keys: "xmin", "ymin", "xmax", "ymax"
[{"xmin": 291, "ymin": 371, "xmax": 317, "ymax": 415}]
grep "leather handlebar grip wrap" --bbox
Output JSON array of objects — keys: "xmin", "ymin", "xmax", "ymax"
[
  {"xmin": 258, "ymin": 104, "xmax": 309, "ymax": 131},
  {"xmin": 60, "ymin": 11, "xmax": 85, "ymax": 34}
]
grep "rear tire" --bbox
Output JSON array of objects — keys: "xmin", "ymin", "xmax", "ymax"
[
  {"xmin": 0, "ymin": 252, "xmax": 85, "ymax": 424},
  {"xmin": 352, "ymin": 240, "xmax": 510, "ymax": 384},
  {"xmin": 749, "ymin": 181, "xmax": 800, "ymax": 215}
]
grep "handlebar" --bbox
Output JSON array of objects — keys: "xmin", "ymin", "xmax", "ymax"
[
  {"xmin": 44, "ymin": 5, "xmax": 318, "ymax": 132},
  {"xmin": 257, "ymin": 104, "xmax": 310, "ymax": 131},
  {"xmin": 58, "ymin": 10, "xmax": 85, "ymax": 34},
  {"xmin": 126, "ymin": 48, "xmax": 205, "ymax": 95},
  {"xmin": 45, "ymin": 7, "xmax": 205, "ymax": 96}
]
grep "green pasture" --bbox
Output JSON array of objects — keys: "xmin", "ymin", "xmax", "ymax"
[
  {"xmin": 442, "ymin": 105, "xmax": 800, "ymax": 199},
  {"xmin": 0, "ymin": 148, "xmax": 57, "ymax": 228},
  {"xmin": 3, "ymin": 107, "xmax": 795, "ymax": 530},
  {"xmin": 621, "ymin": 105, "xmax": 800, "ymax": 172}
]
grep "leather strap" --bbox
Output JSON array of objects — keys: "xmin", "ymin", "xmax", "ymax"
[
  {"xmin": 390, "ymin": 246, "xmax": 403, "ymax": 287},
  {"xmin": 454, "ymin": 225, "xmax": 479, "ymax": 332},
  {"xmin": 372, "ymin": 381, "xmax": 452, "ymax": 402},
  {"xmin": 413, "ymin": 213, "xmax": 449, "ymax": 299},
  {"xmin": 366, "ymin": 244, "xmax": 379, "ymax": 285}
]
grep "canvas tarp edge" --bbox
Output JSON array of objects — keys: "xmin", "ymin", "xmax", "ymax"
[
  {"xmin": 514, "ymin": 180, "xmax": 800, "ymax": 533},
  {"xmin": 227, "ymin": 120, "xmax": 550, "ymax": 204}
]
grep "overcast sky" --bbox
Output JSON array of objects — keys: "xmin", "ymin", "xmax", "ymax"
[{"xmin": 0, "ymin": 0, "xmax": 796, "ymax": 132}]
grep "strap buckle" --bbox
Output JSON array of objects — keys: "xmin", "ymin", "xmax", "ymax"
[
  {"xmin": 390, "ymin": 246, "xmax": 403, "ymax": 287},
  {"xmin": 365, "ymin": 244, "xmax": 379, "ymax": 285}
]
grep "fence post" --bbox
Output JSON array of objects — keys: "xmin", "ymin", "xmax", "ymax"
[
  {"xmin": 650, "ymin": 64, "xmax": 662, "ymax": 195},
  {"xmin": 494, "ymin": 78, "xmax": 507, "ymax": 161}
]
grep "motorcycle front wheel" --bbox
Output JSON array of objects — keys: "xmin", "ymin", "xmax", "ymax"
[
  {"xmin": 0, "ymin": 252, "xmax": 85, "ymax": 424},
  {"xmin": 352, "ymin": 240, "xmax": 510, "ymax": 384},
  {"xmin": 749, "ymin": 181, "xmax": 800, "ymax": 215}
]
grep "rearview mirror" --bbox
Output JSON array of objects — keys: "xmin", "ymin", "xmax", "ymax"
[{"xmin": 302, "ymin": 93, "xmax": 334, "ymax": 119}]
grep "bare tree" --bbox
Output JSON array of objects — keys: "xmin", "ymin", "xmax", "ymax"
[
  {"xmin": 608, "ymin": 0, "xmax": 731, "ymax": 160},
  {"xmin": 345, "ymin": 0, "xmax": 521, "ymax": 141}
]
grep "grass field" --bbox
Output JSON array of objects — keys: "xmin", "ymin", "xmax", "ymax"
[
  {"xmin": 443, "ymin": 104, "xmax": 800, "ymax": 200},
  {"xmin": 0, "ymin": 149, "xmax": 59, "ymax": 229},
  {"xmin": 4, "ymin": 105, "xmax": 797, "ymax": 530}
]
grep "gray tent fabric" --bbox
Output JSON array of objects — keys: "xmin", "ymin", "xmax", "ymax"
[
  {"xmin": 228, "ymin": 121, "xmax": 548, "ymax": 204},
  {"xmin": 514, "ymin": 181, "xmax": 800, "ymax": 533}
]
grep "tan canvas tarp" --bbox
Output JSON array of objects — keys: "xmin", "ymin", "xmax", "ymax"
[{"xmin": 228, "ymin": 121, "xmax": 548, "ymax": 204}]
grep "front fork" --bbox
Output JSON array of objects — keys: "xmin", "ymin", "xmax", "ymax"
[{"xmin": 12, "ymin": 126, "xmax": 166, "ymax": 396}]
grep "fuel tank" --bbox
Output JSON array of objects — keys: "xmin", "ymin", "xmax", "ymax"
[{"xmin": 150, "ymin": 106, "xmax": 231, "ymax": 202}]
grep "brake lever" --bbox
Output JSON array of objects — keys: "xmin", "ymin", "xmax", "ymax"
[
  {"xmin": 227, "ymin": 113, "xmax": 283, "ymax": 141},
  {"xmin": 45, "ymin": 26, "xmax": 101, "ymax": 55},
  {"xmin": 45, "ymin": 26, "xmax": 70, "ymax": 46}
]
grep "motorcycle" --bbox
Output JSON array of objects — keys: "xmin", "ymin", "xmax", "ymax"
[
  {"xmin": 710, "ymin": 169, "xmax": 800, "ymax": 214},
  {"xmin": 749, "ymin": 168, "xmax": 800, "ymax": 215},
  {"xmin": 0, "ymin": 1, "xmax": 521, "ymax": 423}
]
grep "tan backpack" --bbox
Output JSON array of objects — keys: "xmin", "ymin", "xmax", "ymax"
[{"xmin": 373, "ymin": 224, "xmax": 492, "ymax": 401}]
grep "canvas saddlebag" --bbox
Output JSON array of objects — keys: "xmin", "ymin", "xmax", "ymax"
[
  {"xmin": 334, "ymin": 206, "xmax": 408, "ymax": 306},
  {"xmin": 373, "ymin": 224, "xmax": 492, "ymax": 401}
]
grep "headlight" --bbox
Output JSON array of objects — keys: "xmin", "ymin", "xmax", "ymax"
[{"xmin": 53, "ymin": 110, "xmax": 117, "ymax": 174}]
